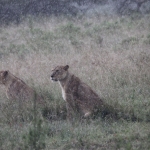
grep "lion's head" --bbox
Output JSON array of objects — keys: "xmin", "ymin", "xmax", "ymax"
[
  {"xmin": 50, "ymin": 65, "xmax": 69, "ymax": 81},
  {"xmin": 0, "ymin": 70, "xmax": 9, "ymax": 84}
]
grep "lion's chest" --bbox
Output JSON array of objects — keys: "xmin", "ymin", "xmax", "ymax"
[
  {"xmin": 59, "ymin": 82, "xmax": 66, "ymax": 101},
  {"xmin": 62, "ymin": 89, "xmax": 66, "ymax": 101}
]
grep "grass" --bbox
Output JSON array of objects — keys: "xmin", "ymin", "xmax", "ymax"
[{"xmin": 0, "ymin": 14, "xmax": 150, "ymax": 149}]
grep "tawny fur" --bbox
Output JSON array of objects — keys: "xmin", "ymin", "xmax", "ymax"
[
  {"xmin": 0, "ymin": 70, "xmax": 43, "ymax": 104},
  {"xmin": 50, "ymin": 65, "xmax": 105, "ymax": 119}
]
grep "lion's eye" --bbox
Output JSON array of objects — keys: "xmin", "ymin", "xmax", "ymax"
[{"xmin": 56, "ymin": 70, "xmax": 59, "ymax": 72}]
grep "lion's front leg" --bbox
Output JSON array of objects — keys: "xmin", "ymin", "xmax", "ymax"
[
  {"xmin": 66, "ymin": 97, "xmax": 81, "ymax": 121},
  {"xmin": 66, "ymin": 102, "xmax": 75, "ymax": 121}
]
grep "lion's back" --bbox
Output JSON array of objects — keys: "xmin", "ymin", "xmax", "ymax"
[
  {"xmin": 7, "ymin": 78, "xmax": 34, "ymax": 101},
  {"xmin": 79, "ymin": 81, "xmax": 103, "ymax": 105},
  {"xmin": 68, "ymin": 75, "xmax": 103, "ymax": 109}
]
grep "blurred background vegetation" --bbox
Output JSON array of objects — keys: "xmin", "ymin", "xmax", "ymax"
[{"xmin": 0, "ymin": 0, "xmax": 150, "ymax": 25}]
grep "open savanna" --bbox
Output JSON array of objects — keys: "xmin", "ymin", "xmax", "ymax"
[{"xmin": 0, "ymin": 14, "xmax": 150, "ymax": 150}]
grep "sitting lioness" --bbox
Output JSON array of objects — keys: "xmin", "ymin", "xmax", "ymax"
[
  {"xmin": 50, "ymin": 65, "xmax": 107, "ymax": 119},
  {"xmin": 0, "ymin": 70, "xmax": 43, "ymax": 105}
]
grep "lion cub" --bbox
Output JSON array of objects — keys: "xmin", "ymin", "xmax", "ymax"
[
  {"xmin": 50, "ymin": 65, "xmax": 105, "ymax": 119},
  {"xmin": 0, "ymin": 70, "xmax": 43, "ymax": 104}
]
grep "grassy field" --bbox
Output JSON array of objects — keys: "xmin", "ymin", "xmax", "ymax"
[{"xmin": 0, "ymin": 14, "xmax": 150, "ymax": 150}]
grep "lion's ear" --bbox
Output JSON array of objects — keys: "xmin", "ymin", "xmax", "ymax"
[
  {"xmin": 3, "ymin": 71, "xmax": 8, "ymax": 77},
  {"xmin": 64, "ymin": 65, "xmax": 69, "ymax": 71}
]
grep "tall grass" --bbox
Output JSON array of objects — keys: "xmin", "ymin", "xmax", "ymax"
[{"xmin": 0, "ymin": 14, "xmax": 150, "ymax": 149}]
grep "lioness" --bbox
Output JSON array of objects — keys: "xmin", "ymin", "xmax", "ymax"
[
  {"xmin": 50, "ymin": 65, "xmax": 107, "ymax": 119},
  {"xmin": 0, "ymin": 70, "xmax": 43, "ymax": 105}
]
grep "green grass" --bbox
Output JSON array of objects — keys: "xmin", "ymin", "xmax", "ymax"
[{"xmin": 0, "ymin": 14, "xmax": 150, "ymax": 149}]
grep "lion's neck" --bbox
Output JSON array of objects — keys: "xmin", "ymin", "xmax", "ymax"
[
  {"xmin": 58, "ymin": 72, "xmax": 72, "ymax": 88},
  {"xmin": 58, "ymin": 72, "xmax": 72, "ymax": 101}
]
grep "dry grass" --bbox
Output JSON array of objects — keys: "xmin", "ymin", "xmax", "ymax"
[{"xmin": 0, "ymin": 14, "xmax": 150, "ymax": 149}]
